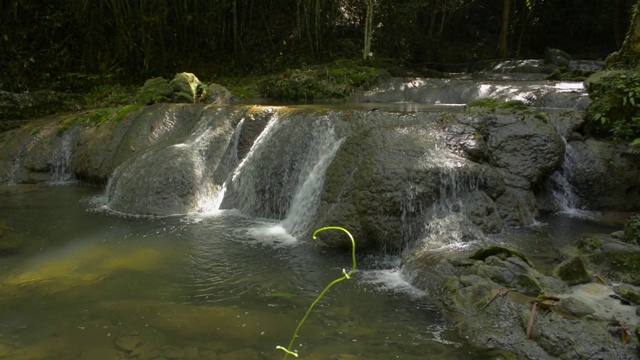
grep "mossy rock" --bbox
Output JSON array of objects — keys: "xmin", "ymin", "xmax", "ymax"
[
  {"xmin": 169, "ymin": 72, "xmax": 206, "ymax": 103},
  {"xmin": 613, "ymin": 284, "xmax": 640, "ymax": 304},
  {"xmin": 624, "ymin": 214, "xmax": 640, "ymax": 245},
  {"xmin": 575, "ymin": 235, "xmax": 640, "ymax": 285},
  {"xmin": 136, "ymin": 77, "xmax": 173, "ymax": 105},
  {"xmin": 469, "ymin": 246, "xmax": 533, "ymax": 266},
  {"xmin": 552, "ymin": 256, "xmax": 592, "ymax": 285}
]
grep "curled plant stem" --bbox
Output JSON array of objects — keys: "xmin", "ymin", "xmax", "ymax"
[{"xmin": 276, "ymin": 226, "xmax": 357, "ymax": 359}]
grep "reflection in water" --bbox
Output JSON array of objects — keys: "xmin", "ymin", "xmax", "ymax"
[{"xmin": 0, "ymin": 185, "xmax": 484, "ymax": 360}]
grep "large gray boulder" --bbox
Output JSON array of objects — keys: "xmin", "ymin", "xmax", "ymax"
[
  {"xmin": 313, "ymin": 110, "xmax": 564, "ymax": 251},
  {"xmin": 565, "ymin": 138, "xmax": 640, "ymax": 211}
]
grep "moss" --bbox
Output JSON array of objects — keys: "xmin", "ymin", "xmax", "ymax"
[
  {"xmin": 552, "ymin": 256, "xmax": 592, "ymax": 285},
  {"xmin": 624, "ymin": 214, "xmax": 640, "ymax": 245},
  {"xmin": 87, "ymin": 108, "xmax": 117, "ymax": 127},
  {"xmin": 585, "ymin": 70, "xmax": 640, "ymax": 140},
  {"xmin": 55, "ymin": 104, "xmax": 141, "ymax": 134},
  {"xmin": 136, "ymin": 77, "xmax": 173, "ymax": 105},
  {"xmin": 112, "ymin": 104, "xmax": 143, "ymax": 125}
]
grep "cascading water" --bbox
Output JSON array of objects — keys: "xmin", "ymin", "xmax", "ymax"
[
  {"xmin": 549, "ymin": 138, "xmax": 590, "ymax": 217},
  {"xmin": 49, "ymin": 130, "xmax": 76, "ymax": 184},
  {"xmin": 279, "ymin": 125, "xmax": 344, "ymax": 237},
  {"xmin": 418, "ymin": 167, "xmax": 487, "ymax": 251},
  {"xmin": 220, "ymin": 111, "xmax": 344, "ymax": 233}
]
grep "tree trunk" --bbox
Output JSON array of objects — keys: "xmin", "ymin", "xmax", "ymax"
[
  {"xmin": 614, "ymin": 0, "xmax": 640, "ymax": 69},
  {"xmin": 499, "ymin": 0, "xmax": 511, "ymax": 57},
  {"xmin": 363, "ymin": 0, "xmax": 374, "ymax": 60}
]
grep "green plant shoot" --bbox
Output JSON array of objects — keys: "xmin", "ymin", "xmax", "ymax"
[{"xmin": 276, "ymin": 226, "xmax": 357, "ymax": 359}]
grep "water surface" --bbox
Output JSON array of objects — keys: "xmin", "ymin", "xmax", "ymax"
[{"xmin": 0, "ymin": 184, "xmax": 487, "ymax": 360}]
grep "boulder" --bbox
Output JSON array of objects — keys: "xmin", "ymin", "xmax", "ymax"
[
  {"xmin": 565, "ymin": 138, "xmax": 640, "ymax": 211},
  {"xmin": 401, "ymin": 245, "xmax": 638, "ymax": 359},
  {"xmin": 136, "ymin": 77, "xmax": 173, "ymax": 105},
  {"xmin": 553, "ymin": 256, "xmax": 592, "ymax": 286},
  {"xmin": 0, "ymin": 220, "xmax": 22, "ymax": 254},
  {"xmin": 169, "ymin": 72, "xmax": 206, "ymax": 103},
  {"xmin": 573, "ymin": 235, "xmax": 640, "ymax": 286}
]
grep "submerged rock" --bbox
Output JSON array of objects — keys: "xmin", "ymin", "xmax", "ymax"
[{"xmin": 0, "ymin": 220, "xmax": 22, "ymax": 254}]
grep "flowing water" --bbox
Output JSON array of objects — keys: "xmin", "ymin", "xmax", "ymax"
[{"xmin": 0, "ymin": 184, "xmax": 496, "ymax": 360}]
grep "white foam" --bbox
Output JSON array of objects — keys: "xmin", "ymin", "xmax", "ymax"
[
  {"xmin": 560, "ymin": 283, "xmax": 640, "ymax": 326},
  {"xmin": 245, "ymin": 222, "xmax": 298, "ymax": 247},
  {"xmin": 359, "ymin": 268, "xmax": 427, "ymax": 299}
]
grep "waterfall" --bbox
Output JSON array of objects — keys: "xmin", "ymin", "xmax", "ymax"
[
  {"xmin": 50, "ymin": 130, "xmax": 76, "ymax": 184},
  {"xmin": 207, "ymin": 117, "xmax": 246, "ymax": 211},
  {"xmin": 419, "ymin": 168, "xmax": 487, "ymax": 251},
  {"xmin": 549, "ymin": 138, "xmax": 589, "ymax": 217},
  {"xmin": 280, "ymin": 131, "xmax": 344, "ymax": 237},
  {"xmin": 7, "ymin": 150, "xmax": 22, "ymax": 185},
  {"xmin": 219, "ymin": 111, "xmax": 343, "ymax": 230}
]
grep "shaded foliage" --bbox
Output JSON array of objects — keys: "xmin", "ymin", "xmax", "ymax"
[
  {"xmin": 0, "ymin": 0, "xmax": 632, "ymax": 91},
  {"xmin": 258, "ymin": 61, "xmax": 388, "ymax": 100}
]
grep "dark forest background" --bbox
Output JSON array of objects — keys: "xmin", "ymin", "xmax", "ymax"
[{"xmin": 0, "ymin": 0, "xmax": 634, "ymax": 92}]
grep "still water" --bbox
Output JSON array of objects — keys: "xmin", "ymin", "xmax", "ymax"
[{"xmin": 0, "ymin": 184, "xmax": 490, "ymax": 360}]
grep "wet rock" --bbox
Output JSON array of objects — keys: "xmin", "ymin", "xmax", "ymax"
[
  {"xmin": 402, "ymin": 245, "xmax": 638, "ymax": 359},
  {"xmin": 553, "ymin": 256, "xmax": 592, "ymax": 285},
  {"xmin": 521, "ymin": 305, "xmax": 636, "ymax": 359},
  {"xmin": 613, "ymin": 284, "xmax": 640, "ymax": 305},
  {"xmin": 469, "ymin": 246, "xmax": 532, "ymax": 265},
  {"xmin": 565, "ymin": 139, "xmax": 640, "ymax": 211},
  {"xmin": 555, "ymin": 296, "xmax": 595, "ymax": 317},
  {"xmin": 205, "ymin": 83, "xmax": 233, "ymax": 104},
  {"xmin": 574, "ymin": 235, "xmax": 640, "ymax": 286}
]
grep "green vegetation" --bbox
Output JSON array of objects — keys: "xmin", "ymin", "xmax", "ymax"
[
  {"xmin": 0, "ymin": 1, "xmax": 624, "ymax": 92},
  {"xmin": 586, "ymin": 71, "xmax": 640, "ymax": 142},
  {"xmin": 624, "ymin": 214, "xmax": 640, "ymax": 245},
  {"xmin": 258, "ymin": 61, "xmax": 388, "ymax": 100},
  {"xmin": 276, "ymin": 226, "xmax": 357, "ymax": 359},
  {"xmin": 56, "ymin": 104, "xmax": 143, "ymax": 134}
]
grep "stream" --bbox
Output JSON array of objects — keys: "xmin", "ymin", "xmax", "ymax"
[
  {"xmin": 0, "ymin": 184, "xmax": 481, "ymax": 360},
  {"xmin": 0, "ymin": 183, "xmax": 621, "ymax": 360}
]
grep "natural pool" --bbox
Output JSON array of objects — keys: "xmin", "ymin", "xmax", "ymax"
[{"xmin": 0, "ymin": 184, "xmax": 497, "ymax": 360}]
